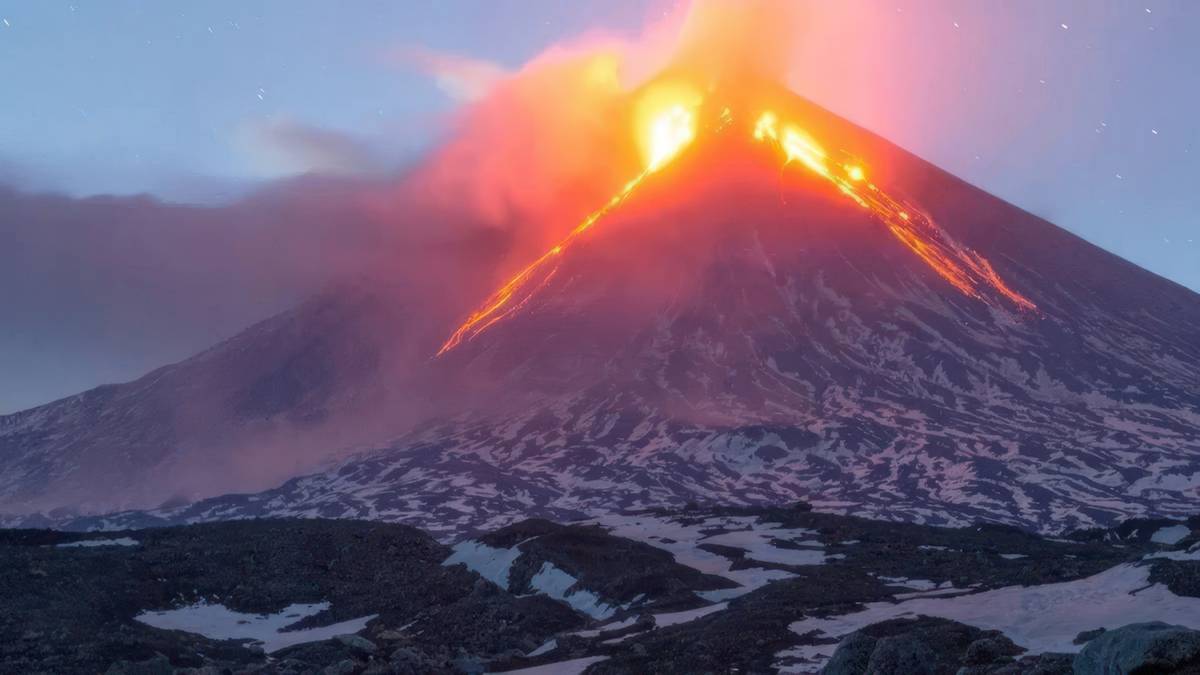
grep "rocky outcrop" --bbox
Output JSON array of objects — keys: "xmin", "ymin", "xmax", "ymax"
[
  {"xmin": 1073, "ymin": 622, "xmax": 1200, "ymax": 675},
  {"xmin": 821, "ymin": 616, "xmax": 1041, "ymax": 675},
  {"xmin": 482, "ymin": 519, "xmax": 736, "ymax": 611},
  {"xmin": 0, "ymin": 519, "xmax": 581, "ymax": 674},
  {"xmin": 4, "ymin": 511, "xmax": 1196, "ymax": 674}
]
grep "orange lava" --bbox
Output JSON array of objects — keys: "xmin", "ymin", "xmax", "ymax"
[
  {"xmin": 435, "ymin": 103, "xmax": 699, "ymax": 356},
  {"xmin": 436, "ymin": 103, "xmax": 1037, "ymax": 357},
  {"xmin": 752, "ymin": 111, "xmax": 1037, "ymax": 313}
]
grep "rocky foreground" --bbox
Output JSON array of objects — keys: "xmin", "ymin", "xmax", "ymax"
[{"xmin": 2, "ymin": 507, "xmax": 1199, "ymax": 674}]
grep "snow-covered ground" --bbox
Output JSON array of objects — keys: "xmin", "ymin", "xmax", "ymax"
[
  {"xmin": 652, "ymin": 602, "xmax": 728, "ymax": 628},
  {"xmin": 1151, "ymin": 524, "xmax": 1192, "ymax": 545},
  {"xmin": 1145, "ymin": 542, "xmax": 1200, "ymax": 561},
  {"xmin": 443, "ymin": 539, "xmax": 622, "ymax": 619},
  {"xmin": 568, "ymin": 616, "xmax": 638, "ymax": 639},
  {"xmin": 134, "ymin": 601, "xmax": 376, "ymax": 654},
  {"xmin": 56, "ymin": 537, "xmax": 139, "ymax": 548},
  {"xmin": 775, "ymin": 562, "xmax": 1200, "ymax": 673},
  {"xmin": 593, "ymin": 513, "xmax": 829, "ymax": 601},
  {"xmin": 876, "ymin": 576, "xmax": 941, "ymax": 591},
  {"xmin": 443, "ymin": 540, "xmax": 524, "ymax": 588},
  {"xmin": 443, "ymin": 513, "xmax": 832, "ymax": 620},
  {"xmin": 525, "ymin": 639, "xmax": 557, "ymax": 657},
  {"xmin": 528, "ymin": 562, "xmax": 618, "ymax": 620}
]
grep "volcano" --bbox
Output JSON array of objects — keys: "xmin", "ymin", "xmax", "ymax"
[{"xmin": 12, "ymin": 80, "xmax": 1198, "ymax": 536}]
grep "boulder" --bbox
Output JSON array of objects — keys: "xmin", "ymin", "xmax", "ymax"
[
  {"xmin": 321, "ymin": 659, "xmax": 359, "ymax": 675},
  {"xmin": 1073, "ymin": 628, "xmax": 1107, "ymax": 646},
  {"xmin": 985, "ymin": 652, "xmax": 1073, "ymax": 674},
  {"xmin": 822, "ymin": 632, "xmax": 877, "ymax": 675},
  {"xmin": 823, "ymin": 616, "xmax": 1022, "ymax": 674},
  {"xmin": 866, "ymin": 634, "xmax": 938, "ymax": 674},
  {"xmin": 335, "ymin": 633, "xmax": 378, "ymax": 656},
  {"xmin": 963, "ymin": 636, "xmax": 1023, "ymax": 665},
  {"xmin": 1074, "ymin": 622, "xmax": 1200, "ymax": 675}
]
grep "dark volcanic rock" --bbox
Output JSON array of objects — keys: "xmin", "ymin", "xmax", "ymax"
[
  {"xmin": 1074, "ymin": 622, "xmax": 1200, "ymax": 675},
  {"xmin": 486, "ymin": 519, "xmax": 735, "ymax": 611},
  {"xmin": 822, "ymin": 616, "xmax": 1027, "ymax": 675},
  {"xmin": 0, "ymin": 519, "xmax": 582, "ymax": 674},
  {"xmin": 821, "ymin": 631, "xmax": 877, "ymax": 674},
  {"xmin": 1074, "ymin": 628, "xmax": 1108, "ymax": 645},
  {"xmin": 0, "ymin": 509, "xmax": 1184, "ymax": 675},
  {"xmin": 591, "ymin": 566, "xmax": 895, "ymax": 674},
  {"xmin": 1150, "ymin": 559, "xmax": 1200, "ymax": 599}
]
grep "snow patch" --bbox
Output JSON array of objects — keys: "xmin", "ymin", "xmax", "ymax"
[
  {"xmin": 595, "ymin": 514, "xmax": 827, "ymax": 602},
  {"xmin": 57, "ymin": 537, "xmax": 138, "ymax": 548},
  {"xmin": 1146, "ymin": 542, "xmax": 1200, "ymax": 561},
  {"xmin": 443, "ymin": 540, "xmax": 523, "ymax": 589},
  {"xmin": 525, "ymin": 639, "xmax": 557, "ymax": 657},
  {"xmin": 1150, "ymin": 524, "xmax": 1191, "ymax": 545},
  {"xmin": 134, "ymin": 601, "xmax": 376, "ymax": 654},
  {"xmin": 780, "ymin": 563, "xmax": 1200, "ymax": 673},
  {"xmin": 653, "ymin": 602, "xmax": 728, "ymax": 628},
  {"xmin": 877, "ymin": 576, "xmax": 940, "ymax": 591},
  {"xmin": 528, "ymin": 562, "xmax": 616, "ymax": 620},
  {"xmin": 569, "ymin": 616, "xmax": 638, "ymax": 639}
]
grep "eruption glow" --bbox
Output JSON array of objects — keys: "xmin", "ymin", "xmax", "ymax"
[
  {"xmin": 752, "ymin": 111, "xmax": 1038, "ymax": 311},
  {"xmin": 435, "ymin": 101, "xmax": 698, "ymax": 356},
  {"xmin": 435, "ymin": 2, "xmax": 1035, "ymax": 356},
  {"xmin": 437, "ymin": 103, "xmax": 1035, "ymax": 356},
  {"xmin": 647, "ymin": 105, "xmax": 697, "ymax": 171}
]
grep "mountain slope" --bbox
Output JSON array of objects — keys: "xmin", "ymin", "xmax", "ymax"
[
  {"xmin": 27, "ymin": 92, "xmax": 1200, "ymax": 536},
  {"xmin": 0, "ymin": 285, "xmax": 414, "ymax": 515},
  {"xmin": 2, "ymin": 86, "xmax": 1200, "ymax": 530}
]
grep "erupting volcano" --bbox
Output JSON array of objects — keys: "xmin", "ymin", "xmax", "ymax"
[
  {"xmin": 3, "ymin": 1, "xmax": 1199, "ymax": 543},
  {"xmin": 8, "ymin": 5, "xmax": 1200, "ymax": 672},
  {"xmin": 438, "ymin": 80, "xmax": 1038, "ymax": 356}
]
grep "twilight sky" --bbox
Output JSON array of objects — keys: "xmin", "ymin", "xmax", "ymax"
[{"xmin": 1, "ymin": 0, "xmax": 1197, "ymax": 413}]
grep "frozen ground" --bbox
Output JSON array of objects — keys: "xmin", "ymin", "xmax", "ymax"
[
  {"xmin": 776, "ymin": 562, "xmax": 1200, "ymax": 673},
  {"xmin": 56, "ymin": 537, "xmax": 138, "ymax": 548},
  {"xmin": 134, "ymin": 601, "xmax": 376, "ymax": 653},
  {"xmin": 1151, "ymin": 524, "xmax": 1192, "ymax": 545},
  {"xmin": 593, "ymin": 513, "xmax": 829, "ymax": 602}
]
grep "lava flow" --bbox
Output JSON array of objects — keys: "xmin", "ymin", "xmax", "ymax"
[
  {"xmin": 752, "ymin": 111, "xmax": 1038, "ymax": 312},
  {"xmin": 435, "ymin": 102, "xmax": 699, "ymax": 356},
  {"xmin": 437, "ymin": 97, "xmax": 1036, "ymax": 357}
]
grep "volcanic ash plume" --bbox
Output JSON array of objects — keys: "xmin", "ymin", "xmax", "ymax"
[{"xmin": 669, "ymin": 0, "xmax": 801, "ymax": 83}]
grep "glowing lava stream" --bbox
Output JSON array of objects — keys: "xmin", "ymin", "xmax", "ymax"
[
  {"xmin": 753, "ymin": 112, "xmax": 1037, "ymax": 312},
  {"xmin": 437, "ymin": 105, "xmax": 1037, "ymax": 357},
  {"xmin": 435, "ymin": 104, "xmax": 698, "ymax": 356}
]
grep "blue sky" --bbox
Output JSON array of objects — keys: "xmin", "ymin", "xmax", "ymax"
[
  {"xmin": 0, "ymin": 1, "xmax": 653, "ymax": 199},
  {"xmin": 0, "ymin": 0, "xmax": 1197, "ymax": 412}
]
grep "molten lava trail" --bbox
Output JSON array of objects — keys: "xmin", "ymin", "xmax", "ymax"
[
  {"xmin": 436, "ymin": 170, "xmax": 655, "ymax": 356},
  {"xmin": 437, "ymin": 104, "xmax": 1036, "ymax": 357},
  {"xmin": 753, "ymin": 112, "xmax": 1037, "ymax": 312},
  {"xmin": 436, "ymin": 104, "xmax": 699, "ymax": 356}
]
